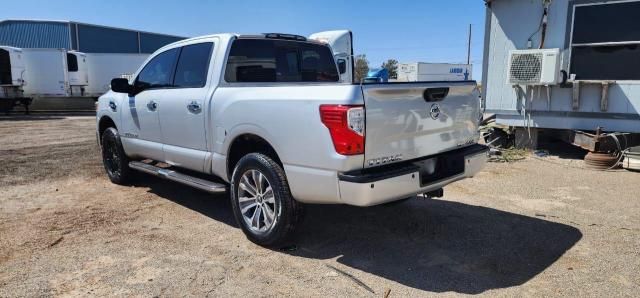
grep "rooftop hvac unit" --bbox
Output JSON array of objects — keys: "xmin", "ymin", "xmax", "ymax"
[{"xmin": 507, "ymin": 49, "xmax": 560, "ymax": 85}]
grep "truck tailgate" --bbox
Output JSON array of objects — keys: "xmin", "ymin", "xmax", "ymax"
[{"xmin": 362, "ymin": 81, "xmax": 480, "ymax": 168}]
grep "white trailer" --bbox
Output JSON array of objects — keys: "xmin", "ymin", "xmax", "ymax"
[
  {"xmin": 84, "ymin": 53, "xmax": 148, "ymax": 97},
  {"xmin": 0, "ymin": 46, "xmax": 25, "ymax": 87},
  {"xmin": 0, "ymin": 46, "xmax": 30, "ymax": 112},
  {"xmin": 396, "ymin": 63, "xmax": 473, "ymax": 82},
  {"xmin": 1, "ymin": 47, "xmax": 148, "ymax": 112},
  {"xmin": 21, "ymin": 48, "xmax": 69, "ymax": 97}
]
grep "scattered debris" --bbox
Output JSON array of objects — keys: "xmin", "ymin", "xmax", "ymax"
[
  {"xmin": 482, "ymin": 126, "xmax": 515, "ymax": 149},
  {"xmin": 324, "ymin": 270, "xmax": 339, "ymax": 278},
  {"xmin": 49, "ymin": 236, "xmax": 64, "ymax": 248},
  {"xmin": 488, "ymin": 147, "xmax": 528, "ymax": 163},
  {"xmin": 383, "ymin": 288, "xmax": 391, "ymax": 298},
  {"xmin": 325, "ymin": 264, "xmax": 375, "ymax": 294},
  {"xmin": 534, "ymin": 150, "xmax": 549, "ymax": 157}
]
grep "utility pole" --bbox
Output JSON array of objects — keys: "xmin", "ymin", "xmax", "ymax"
[{"xmin": 467, "ymin": 24, "xmax": 472, "ymax": 65}]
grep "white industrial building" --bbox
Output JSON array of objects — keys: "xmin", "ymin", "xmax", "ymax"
[
  {"xmin": 481, "ymin": 0, "xmax": 640, "ymax": 167},
  {"xmin": 482, "ymin": 0, "xmax": 640, "ymax": 134}
]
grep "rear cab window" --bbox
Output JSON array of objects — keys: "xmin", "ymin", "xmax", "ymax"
[{"xmin": 224, "ymin": 38, "xmax": 339, "ymax": 83}]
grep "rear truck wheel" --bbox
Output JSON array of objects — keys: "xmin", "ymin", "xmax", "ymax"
[
  {"xmin": 101, "ymin": 127, "xmax": 133, "ymax": 185},
  {"xmin": 230, "ymin": 153, "xmax": 302, "ymax": 247}
]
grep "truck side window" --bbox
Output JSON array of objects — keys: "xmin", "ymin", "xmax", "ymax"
[
  {"xmin": 225, "ymin": 39, "xmax": 339, "ymax": 83},
  {"xmin": 135, "ymin": 48, "xmax": 179, "ymax": 90},
  {"xmin": 173, "ymin": 42, "xmax": 214, "ymax": 88}
]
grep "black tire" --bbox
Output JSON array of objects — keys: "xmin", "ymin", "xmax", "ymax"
[
  {"xmin": 101, "ymin": 127, "xmax": 133, "ymax": 185},
  {"xmin": 230, "ymin": 153, "xmax": 302, "ymax": 247}
]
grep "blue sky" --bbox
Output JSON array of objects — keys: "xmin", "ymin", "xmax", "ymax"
[{"xmin": 0, "ymin": 0, "xmax": 486, "ymax": 80}]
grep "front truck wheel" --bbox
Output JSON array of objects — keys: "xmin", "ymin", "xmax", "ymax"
[
  {"xmin": 230, "ymin": 153, "xmax": 303, "ymax": 247},
  {"xmin": 101, "ymin": 127, "xmax": 134, "ymax": 185}
]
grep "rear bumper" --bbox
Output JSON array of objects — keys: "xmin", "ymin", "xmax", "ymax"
[{"xmin": 337, "ymin": 144, "xmax": 488, "ymax": 206}]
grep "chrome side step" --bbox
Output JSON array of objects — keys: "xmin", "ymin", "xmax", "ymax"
[{"xmin": 129, "ymin": 161, "xmax": 227, "ymax": 193}]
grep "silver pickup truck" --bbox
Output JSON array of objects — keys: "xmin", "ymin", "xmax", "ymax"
[{"xmin": 96, "ymin": 30, "xmax": 488, "ymax": 246}]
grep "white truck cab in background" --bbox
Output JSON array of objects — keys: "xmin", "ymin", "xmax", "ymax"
[
  {"xmin": 96, "ymin": 30, "xmax": 488, "ymax": 247},
  {"xmin": 309, "ymin": 30, "xmax": 353, "ymax": 83}
]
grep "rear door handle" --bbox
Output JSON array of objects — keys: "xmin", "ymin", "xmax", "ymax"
[
  {"xmin": 187, "ymin": 101, "xmax": 202, "ymax": 114},
  {"xmin": 147, "ymin": 100, "xmax": 158, "ymax": 111}
]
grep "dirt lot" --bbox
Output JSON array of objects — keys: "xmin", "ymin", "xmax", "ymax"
[{"xmin": 0, "ymin": 116, "xmax": 638, "ymax": 297}]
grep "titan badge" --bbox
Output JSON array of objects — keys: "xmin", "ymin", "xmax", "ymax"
[{"xmin": 367, "ymin": 154, "xmax": 404, "ymax": 166}]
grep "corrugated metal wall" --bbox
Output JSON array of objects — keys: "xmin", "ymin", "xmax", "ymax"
[
  {"xmin": 140, "ymin": 33, "xmax": 183, "ymax": 53},
  {"xmin": 0, "ymin": 20, "xmax": 184, "ymax": 53},
  {"xmin": 77, "ymin": 24, "xmax": 139, "ymax": 53},
  {"xmin": 0, "ymin": 20, "xmax": 70, "ymax": 49}
]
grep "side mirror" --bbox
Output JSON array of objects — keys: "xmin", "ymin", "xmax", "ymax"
[
  {"xmin": 110, "ymin": 78, "xmax": 132, "ymax": 94},
  {"xmin": 337, "ymin": 59, "xmax": 347, "ymax": 74}
]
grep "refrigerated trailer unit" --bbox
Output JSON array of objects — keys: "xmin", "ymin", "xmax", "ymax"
[
  {"xmin": 21, "ymin": 48, "xmax": 70, "ymax": 97},
  {"xmin": 0, "ymin": 46, "xmax": 24, "ymax": 86},
  {"xmin": 0, "ymin": 19, "xmax": 186, "ymax": 112},
  {"xmin": 396, "ymin": 63, "xmax": 473, "ymax": 82},
  {"xmin": 66, "ymin": 51, "xmax": 88, "ymax": 96},
  {"xmin": 0, "ymin": 47, "xmax": 148, "ymax": 112},
  {"xmin": 24, "ymin": 50, "xmax": 147, "ymax": 98},
  {"xmin": 0, "ymin": 46, "xmax": 30, "ymax": 112}
]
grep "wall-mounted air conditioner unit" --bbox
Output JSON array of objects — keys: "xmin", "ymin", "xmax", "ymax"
[{"xmin": 507, "ymin": 48, "xmax": 560, "ymax": 85}]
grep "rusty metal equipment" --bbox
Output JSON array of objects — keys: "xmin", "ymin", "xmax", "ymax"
[
  {"xmin": 565, "ymin": 127, "xmax": 640, "ymax": 170},
  {"xmin": 570, "ymin": 128, "xmax": 640, "ymax": 153},
  {"xmin": 584, "ymin": 152, "xmax": 619, "ymax": 170}
]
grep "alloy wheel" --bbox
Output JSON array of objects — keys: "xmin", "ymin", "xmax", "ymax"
[{"xmin": 237, "ymin": 169, "xmax": 278, "ymax": 233}]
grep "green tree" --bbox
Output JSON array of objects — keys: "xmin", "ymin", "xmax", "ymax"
[
  {"xmin": 354, "ymin": 54, "xmax": 369, "ymax": 83},
  {"xmin": 381, "ymin": 59, "xmax": 399, "ymax": 79}
]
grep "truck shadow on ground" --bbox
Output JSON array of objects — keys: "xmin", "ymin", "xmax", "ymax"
[
  {"xmin": 293, "ymin": 199, "xmax": 582, "ymax": 294},
  {"xmin": 142, "ymin": 178, "xmax": 582, "ymax": 294}
]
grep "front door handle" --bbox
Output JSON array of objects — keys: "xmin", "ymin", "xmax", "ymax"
[
  {"xmin": 187, "ymin": 101, "xmax": 202, "ymax": 114},
  {"xmin": 147, "ymin": 100, "xmax": 158, "ymax": 111}
]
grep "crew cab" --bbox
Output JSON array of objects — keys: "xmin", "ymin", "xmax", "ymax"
[{"xmin": 96, "ymin": 31, "xmax": 488, "ymax": 246}]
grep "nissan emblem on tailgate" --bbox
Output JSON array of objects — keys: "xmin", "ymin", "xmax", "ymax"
[{"xmin": 430, "ymin": 104, "xmax": 441, "ymax": 120}]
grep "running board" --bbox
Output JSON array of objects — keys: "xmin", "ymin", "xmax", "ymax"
[{"xmin": 128, "ymin": 161, "xmax": 227, "ymax": 193}]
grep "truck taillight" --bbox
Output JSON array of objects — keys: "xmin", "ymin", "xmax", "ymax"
[{"xmin": 319, "ymin": 105, "xmax": 365, "ymax": 155}]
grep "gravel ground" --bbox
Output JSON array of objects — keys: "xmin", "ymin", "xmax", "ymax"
[{"xmin": 0, "ymin": 116, "xmax": 638, "ymax": 297}]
